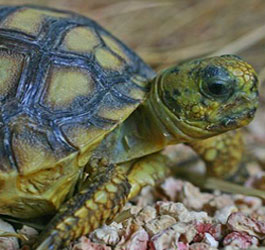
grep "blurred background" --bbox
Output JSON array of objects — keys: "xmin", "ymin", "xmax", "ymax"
[
  {"xmin": 1, "ymin": 0, "xmax": 265, "ymax": 175},
  {"xmin": 1, "ymin": 0, "xmax": 264, "ymax": 71}
]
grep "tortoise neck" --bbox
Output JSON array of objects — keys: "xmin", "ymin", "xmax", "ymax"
[
  {"xmin": 94, "ymin": 76, "xmax": 194, "ymax": 164},
  {"xmin": 142, "ymin": 75, "xmax": 194, "ymax": 145}
]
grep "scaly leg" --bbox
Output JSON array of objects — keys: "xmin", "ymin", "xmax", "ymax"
[
  {"xmin": 36, "ymin": 162, "xmax": 130, "ymax": 250},
  {"xmin": 126, "ymin": 153, "xmax": 171, "ymax": 200},
  {"xmin": 35, "ymin": 154, "xmax": 171, "ymax": 249},
  {"xmin": 187, "ymin": 130, "xmax": 244, "ymax": 179},
  {"xmin": 184, "ymin": 130, "xmax": 265, "ymax": 199}
]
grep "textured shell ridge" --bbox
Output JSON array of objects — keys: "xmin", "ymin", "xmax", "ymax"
[{"xmin": 0, "ymin": 5, "xmax": 155, "ymax": 174}]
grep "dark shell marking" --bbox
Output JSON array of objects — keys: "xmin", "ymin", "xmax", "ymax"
[{"xmin": 0, "ymin": 5, "xmax": 155, "ymax": 174}]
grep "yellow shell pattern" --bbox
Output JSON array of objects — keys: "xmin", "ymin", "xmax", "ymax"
[{"xmin": 0, "ymin": 5, "xmax": 155, "ymax": 218}]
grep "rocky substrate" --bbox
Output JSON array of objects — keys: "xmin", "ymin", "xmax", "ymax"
[{"xmin": 8, "ymin": 174, "xmax": 264, "ymax": 250}]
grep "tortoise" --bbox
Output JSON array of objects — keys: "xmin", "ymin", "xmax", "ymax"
[{"xmin": 0, "ymin": 4, "xmax": 259, "ymax": 250}]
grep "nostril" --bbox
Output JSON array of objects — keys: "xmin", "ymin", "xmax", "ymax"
[
  {"xmin": 235, "ymin": 92, "xmax": 258, "ymax": 104},
  {"xmin": 237, "ymin": 93, "xmax": 251, "ymax": 102}
]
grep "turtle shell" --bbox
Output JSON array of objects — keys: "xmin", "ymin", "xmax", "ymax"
[{"xmin": 0, "ymin": 5, "xmax": 155, "ymax": 218}]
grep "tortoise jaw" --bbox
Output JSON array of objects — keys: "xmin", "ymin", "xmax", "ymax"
[
  {"xmin": 204, "ymin": 87, "xmax": 259, "ymax": 133},
  {"xmin": 176, "ymin": 104, "xmax": 258, "ymax": 139},
  {"xmin": 206, "ymin": 107, "xmax": 257, "ymax": 133}
]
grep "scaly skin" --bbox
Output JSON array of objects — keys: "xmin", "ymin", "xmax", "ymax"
[
  {"xmin": 36, "ymin": 164, "xmax": 131, "ymax": 249},
  {"xmin": 35, "ymin": 55, "xmax": 259, "ymax": 250},
  {"xmin": 188, "ymin": 129, "xmax": 244, "ymax": 178}
]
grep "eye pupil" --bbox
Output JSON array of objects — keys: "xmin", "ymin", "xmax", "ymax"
[
  {"xmin": 200, "ymin": 78, "xmax": 234, "ymax": 99},
  {"xmin": 208, "ymin": 82, "xmax": 226, "ymax": 96}
]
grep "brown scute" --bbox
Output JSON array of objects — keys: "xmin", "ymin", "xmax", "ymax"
[
  {"xmin": 0, "ymin": 7, "xmax": 69, "ymax": 36},
  {"xmin": 95, "ymin": 47, "xmax": 124, "ymax": 71},
  {"xmin": 11, "ymin": 127, "xmax": 56, "ymax": 175},
  {"xmin": 97, "ymin": 102, "xmax": 138, "ymax": 121},
  {"xmin": 101, "ymin": 33, "xmax": 130, "ymax": 63},
  {"xmin": 97, "ymin": 92, "xmax": 139, "ymax": 121},
  {"xmin": 61, "ymin": 123, "xmax": 106, "ymax": 152},
  {"xmin": 0, "ymin": 49, "xmax": 24, "ymax": 101},
  {"xmin": 42, "ymin": 66, "xmax": 95, "ymax": 110},
  {"xmin": 113, "ymin": 81, "xmax": 147, "ymax": 100},
  {"xmin": 9, "ymin": 115, "xmax": 69, "ymax": 175},
  {"xmin": 60, "ymin": 26, "xmax": 101, "ymax": 54}
]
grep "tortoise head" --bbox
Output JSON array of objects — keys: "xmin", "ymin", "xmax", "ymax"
[{"xmin": 155, "ymin": 55, "xmax": 259, "ymax": 139}]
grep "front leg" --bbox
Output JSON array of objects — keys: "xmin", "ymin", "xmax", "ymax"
[
  {"xmin": 35, "ymin": 154, "xmax": 170, "ymax": 250},
  {"xmin": 126, "ymin": 153, "xmax": 171, "ymax": 200},
  {"xmin": 187, "ymin": 130, "xmax": 244, "ymax": 179},
  {"xmin": 36, "ymin": 162, "xmax": 130, "ymax": 250},
  {"xmin": 185, "ymin": 130, "xmax": 265, "ymax": 199}
]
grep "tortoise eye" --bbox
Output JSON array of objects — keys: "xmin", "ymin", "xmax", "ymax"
[
  {"xmin": 200, "ymin": 79, "xmax": 233, "ymax": 99},
  {"xmin": 208, "ymin": 81, "xmax": 228, "ymax": 96}
]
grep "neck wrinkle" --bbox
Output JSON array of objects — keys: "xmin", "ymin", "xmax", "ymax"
[{"xmin": 146, "ymin": 76, "xmax": 194, "ymax": 145}]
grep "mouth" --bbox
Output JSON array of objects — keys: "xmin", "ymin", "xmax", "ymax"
[{"xmin": 207, "ymin": 107, "xmax": 257, "ymax": 132}]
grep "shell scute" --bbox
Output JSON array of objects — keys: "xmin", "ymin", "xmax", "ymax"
[
  {"xmin": 41, "ymin": 65, "xmax": 95, "ymax": 110},
  {"xmin": 101, "ymin": 33, "xmax": 130, "ymax": 63},
  {"xmin": 61, "ymin": 122, "xmax": 107, "ymax": 151},
  {"xmin": 0, "ymin": 4, "xmax": 155, "ymax": 218},
  {"xmin": 0, "ymin": 5, "xmax": 155, "ymax": 175},
  {"xmin": 60, "ymin": 26, "xmax": 101, "ymax": 54},
  {"xmin": 96, "ymin": 92, "xmax": 139, "ymax": 121},
  {"xmin": 0, "ymin": 7, "xmax": 69, "ymax": 36},
  {"xmin": 10, "ymin": 115, "xmax": 61, "ymax": 175},
  {"xmin": 95, "ymin": 47, "xmax": 124, "ymax": 71},
  {"xmin": 0, "ymin": 49, "xmax": 25, "ymax": 102}
]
